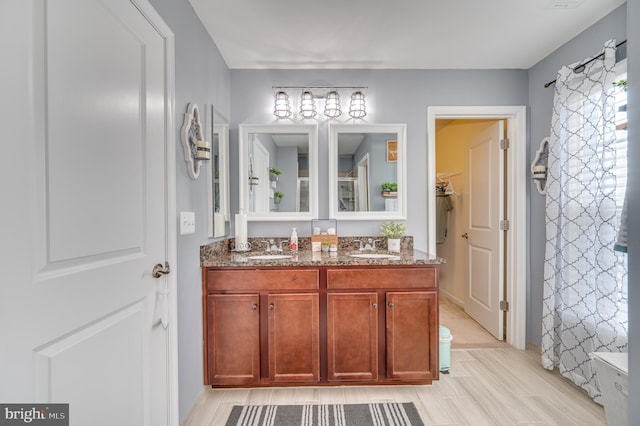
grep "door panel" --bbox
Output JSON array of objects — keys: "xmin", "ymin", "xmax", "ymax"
[
  {"xmin": 327, "ymin": 293, "xmax": 378, "ymax": 381},
  {"xmin": 465, "ymin": 121, "xmax": 504, "ymax": 339},
  {"xmin": 268, "ymin": 294, "xmax": 320, "ymax": 382},
  {"xmin": 386, "ymin": 292, "xmax": 438, "ymax": 380},
  {"xmin": 1, "ymin": 1, "xmax": 172, "ymax": 424},
  {"xmin": 207, "ymin": 294, "xmax": 260, "ymax": 385}
]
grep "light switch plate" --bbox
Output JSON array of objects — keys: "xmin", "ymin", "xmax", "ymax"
[{"xmin": 180, "ymin": 211, "xmax": 196, "ymax": 235}]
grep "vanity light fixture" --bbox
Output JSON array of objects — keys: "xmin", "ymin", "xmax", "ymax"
[
  {"xmin": 273, "ymin": 91, "xmax": 292, "ymax": 119},
  {"xmin": 349, "ymin": 91, "xmax": 366, "ymax": 118},
  {"xmin": 272, "ymin": 86, "xmax": 367, "ymax": 120},
  {"xmin": 180, "ymin": 103, "xmax": 210, "ymax": 179},
  {"xmin": 299, "ymin": 90, "xmax": 317, "ymax": 118},
  {"xmin": 324, "ymin": 90, "xmax": 342, "ymax": 118}
]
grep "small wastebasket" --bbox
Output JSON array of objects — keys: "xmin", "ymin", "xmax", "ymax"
[
  {"xmin": 439, "ymin": 325, "xmax": 453, "ymax": 374},
  {"xmin": 591, "ymin": 352, "xmax": 628, "ymax": 426}
]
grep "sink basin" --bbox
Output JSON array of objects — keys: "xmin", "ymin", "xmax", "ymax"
[
  {"xmin": 349, "ymin": 253, "xmax": 401, "ymax": 260},
  {"xmin": 246, "ymin": 254, "xmax": 293, "ymax": 260}
]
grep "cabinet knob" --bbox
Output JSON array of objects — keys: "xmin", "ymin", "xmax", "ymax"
[
  {"xmin": 388, "ymin": 303, "xmax": 394, "ymax": 308},
  {"xmin": 372, "ymin": 303, "xmax": 378, "ymax": 309},
  {"xmin": 252, "ymin": 304, "xmax": 257, "ymax": 311},
  {"xmin": 269, "ymin": 304, "xmax": 274, "ymax": 310}
]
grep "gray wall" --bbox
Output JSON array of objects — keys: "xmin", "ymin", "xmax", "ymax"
[
  {"xmin": 230, "ymin": 69, "xmax": 529, "ymax": 246},
  {"xmin": 526, "ymin": 4, "xmax": 627, "ymax": 348},
  {"xmin": 147, "ymin": 0, "xmax": 231, "ymax": 422},
  {"xmin": 625, "ymin": 0, "xmax": 638, "ymax": 421}
]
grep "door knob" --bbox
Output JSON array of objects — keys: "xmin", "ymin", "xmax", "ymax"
[
  {"xmin": 461, "ymin": 233, "xmax": 469, "ymax": 239},
  {"xmin": 152, "ymin": 262, "xmax": 171, "ymax": 278}
]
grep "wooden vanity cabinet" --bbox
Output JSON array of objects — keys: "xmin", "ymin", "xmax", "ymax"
[
  {"xmin": 386, "ymin": 291, "xmax": 438, "ymax": 380},
  {"xmin": 268, "ymin": 293, "xmax": 320, "ymax": 383},
  {"xmin": 327, "ymin": 292, "xmax": 378, "ymax": 381},
  {"xmin": 203, "ymin": 265, "xmax": 438, "ymax": 387},
  {"xmin": 203, "ymin": 268, "xmax": 320, "ymax": 386},
  {"xmin": 206, "ymin": 294, "xmax": 260, "ymax": 385}
]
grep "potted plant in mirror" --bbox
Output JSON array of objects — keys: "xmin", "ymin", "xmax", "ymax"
[
  {"xmin": 380, "ymin": 221, "xmax": 406, "ymax": 253},
  {"xmin": 381, "ymin": 182, "xmax": 398, "ymax": 197},
  {"xmin": 269, "ymin": 167, "xmax": 281, "ymax": 182},
  {"xmin": 274, "ymin": 191, "xmax": 284, "ymax": 205}
]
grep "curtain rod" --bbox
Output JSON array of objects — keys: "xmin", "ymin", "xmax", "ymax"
[{"xmin": 543, "ymin": 39, "xmax": 627, "ymax": 88}]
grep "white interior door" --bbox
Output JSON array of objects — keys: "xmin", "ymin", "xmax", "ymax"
[
  {"xmin": 251, "ymin": 139, "xmax": 270, "ymax": 213},
  {"xmin": 1, "ymin": 1, "xmax": 173, "ymax": 425},
  {"xmin": 465, "ymin": 121, "xmax": 504, "ymax": 340}
]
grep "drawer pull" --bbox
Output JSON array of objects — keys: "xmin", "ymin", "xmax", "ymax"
[{"xmin": 269, "ymin": 304, "xmax": 274, "ymax": 310}]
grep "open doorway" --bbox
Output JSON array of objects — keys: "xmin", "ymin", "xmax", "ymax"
[
  {"xmin": 436, "ymin": 119, "xmax": 505, "ymax": 346},
  {"xmin": 428, "ymin": 106, "xmax": 527, "ymax": 350}
]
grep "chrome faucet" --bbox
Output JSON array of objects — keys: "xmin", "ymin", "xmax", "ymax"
[
  {"xmin": 261, "ymin": 239, "xmax": 279, "ymax": 253},
  {"xmin": 352, "ymin": 240, "xmax": 364, "ymax": 251},
  {"xmin": 362, "ymin": 238, "xmax": 381, "ymax": 251}
]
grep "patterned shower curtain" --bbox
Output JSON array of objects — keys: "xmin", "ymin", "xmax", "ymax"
[{"xmin": 541, "ymin": 39, "xmax": 628, "ymax": 402}]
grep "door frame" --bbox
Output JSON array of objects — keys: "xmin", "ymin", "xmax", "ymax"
[
  {"xmin": 132, "ymin": 1, "xmax": 179, "ymax": 424},
  {"xmin": 427, "ymin": 106, "xmax": 526, "ymax": 350}
]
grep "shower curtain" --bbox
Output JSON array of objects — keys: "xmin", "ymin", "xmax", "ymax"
[{"xmin": 541, "ymin": 39, "xmax": 628, "ymax": 402}]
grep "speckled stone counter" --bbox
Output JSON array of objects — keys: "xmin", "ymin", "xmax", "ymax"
[{"xmin": 200, "ymin": 236, "xmax": 444, "ymax": 268}]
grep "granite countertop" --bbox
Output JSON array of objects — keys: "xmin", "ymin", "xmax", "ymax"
[{"xmin": 201, "ymin": 237, "xmax": 444, "ymax": 268}]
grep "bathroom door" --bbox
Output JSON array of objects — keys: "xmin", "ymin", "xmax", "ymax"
[
  {"xmin": 465, "ymin": 121, "xmax": 504, "ymax": 340},
  {"xmin": 1, "ymin": 1, "xmax": 175, "ymax": 424}
]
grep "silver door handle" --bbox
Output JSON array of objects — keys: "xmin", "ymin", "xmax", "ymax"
[
  {"xmin": 152, "ymin": 262, "xmax": 171, "ymax": 278},
  {"xmin": 461, "ymin": 233, "xmax": 468, "ymax": 239}
]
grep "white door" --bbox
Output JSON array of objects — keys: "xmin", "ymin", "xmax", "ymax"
[
  {"xmin": 464, "ymin": 121, "xmax": 504, "ymax": 340},
  {"xmin": 0, "ymin": 1, "xmax": 174, "ymax": 425},
  {"xmin": 250, "ymin": 139, "xmax": 270, "ymax": 213}
]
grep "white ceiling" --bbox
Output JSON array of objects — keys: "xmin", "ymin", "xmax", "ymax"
[{"xmin": 189, "ymin": 0, "xmax": 625, "ymax": 70}]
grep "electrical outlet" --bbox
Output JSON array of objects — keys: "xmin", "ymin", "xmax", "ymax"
[{"xmin": 180, "ymin": 211, "xmax": 195, "ymax": 235}]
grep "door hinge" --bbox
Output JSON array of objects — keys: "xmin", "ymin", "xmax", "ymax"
[
  {"xmin": 500, "ymin": 220, "xmax": 510, "ymax": 231},
  {"xmin": 500, "ymin": 300, "xmax": 509, "ymax": 312},
  {"xmin": 500, "ymin": 138, "xmax": 510, "ymax": 150}
]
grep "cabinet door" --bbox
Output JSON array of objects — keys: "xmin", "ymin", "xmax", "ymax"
[
  {"xmin": 268, "ymin": 293, "xmax": 319, "ymax": 383},
  {"xmin": 327, "ymin": 293, "xmax": 378, "ymax": 381},
  {"xmin": 386, "ymin": 291, "xmax": 438, "ymax": 380},
  {"xmin": 206, "ymin": 294, "xmax": 260, "ymax": 385}
]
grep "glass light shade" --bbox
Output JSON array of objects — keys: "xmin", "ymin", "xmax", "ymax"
[
  {"xmin": 299, "ymin": 90, "xmax": 317, "ymax": 118},
  {"xmin": 273, "ymin": 91, "xmax": 292, "ymax": 119},
  {"xmin": 324, "ymin": 91, "xmax": 342, "ymax": 118},
  {"xmin": 349, "ymin": 91, "xmax": 366, "ymax": 118}
]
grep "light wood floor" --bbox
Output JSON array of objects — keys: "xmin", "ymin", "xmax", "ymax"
[{"xmin": 183, "ymin": 301, "xmax": 605, "ymax": 425}]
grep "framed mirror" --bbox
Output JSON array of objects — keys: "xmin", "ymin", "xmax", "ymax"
[
  {"xmin": 206, "ymin": 105, "xmax": 230, "ymax": 237},
  {"xmin": 239, "ymin": 124, "xmax": 318, "ymax": 221},
  {"xmin": 328, "ymin": 123, "xmax": 407, "ymax": 220}
]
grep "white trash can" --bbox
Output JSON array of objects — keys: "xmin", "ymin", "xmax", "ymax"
[
  {"xmin": 590, "ymin": 352, "xmax": 628, "ymax": 426},
  {"xmin": 439, "ymin": 325, "xmax": 453, "ymax": 373}
]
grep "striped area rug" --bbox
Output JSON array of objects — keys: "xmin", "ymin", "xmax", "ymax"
[{"xmin": 225, "ymin": 402, "xmax": 425, "ymax": 426}]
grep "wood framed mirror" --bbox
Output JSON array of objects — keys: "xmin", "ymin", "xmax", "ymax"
[
  {"xmin": 238, "ymin": 124, "xmax": 318, "ymax": 221},
  {"xmin": 206, "ymin": 105, "xmax": 230, "ymax": 237},
  {"xmin": 328, "ymin": 123, "xmax": 407, "ymax": 220}
]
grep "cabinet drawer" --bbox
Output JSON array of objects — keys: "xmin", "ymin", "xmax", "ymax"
[
  {"xmin": 327, "ymin": 267, "xmax": 437, "ymax": 289},
  {"xmin": 206, "ymin": 268, "xmax": 319, "ymax": 291}
]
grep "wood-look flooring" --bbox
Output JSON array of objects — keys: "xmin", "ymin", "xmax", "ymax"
[{"xmin": 183, "ymin": 300, "xmax": 605, "ymax": 425}]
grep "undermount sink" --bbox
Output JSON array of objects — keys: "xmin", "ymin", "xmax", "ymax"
[
  {"xmin": 246, "ymin": 254, "xmax": 293, "ymax": 260},
  {"xmin": 349, "ymin": 253, "xmax": 401, "ymax": 260}
]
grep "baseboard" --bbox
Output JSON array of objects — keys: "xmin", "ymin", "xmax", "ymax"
[{"xmin": 439, "ymin": 289, "xmax": 465, "ymax": 307}]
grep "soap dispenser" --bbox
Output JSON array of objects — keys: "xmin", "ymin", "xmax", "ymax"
[{"xmin": 289, "ymin": 228, "xmax": 298, "ymax": 252}]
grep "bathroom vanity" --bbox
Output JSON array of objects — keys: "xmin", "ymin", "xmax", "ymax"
[{"xmin": 201, "ymin": 248, "xmax": 442, "ymax": 387}]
